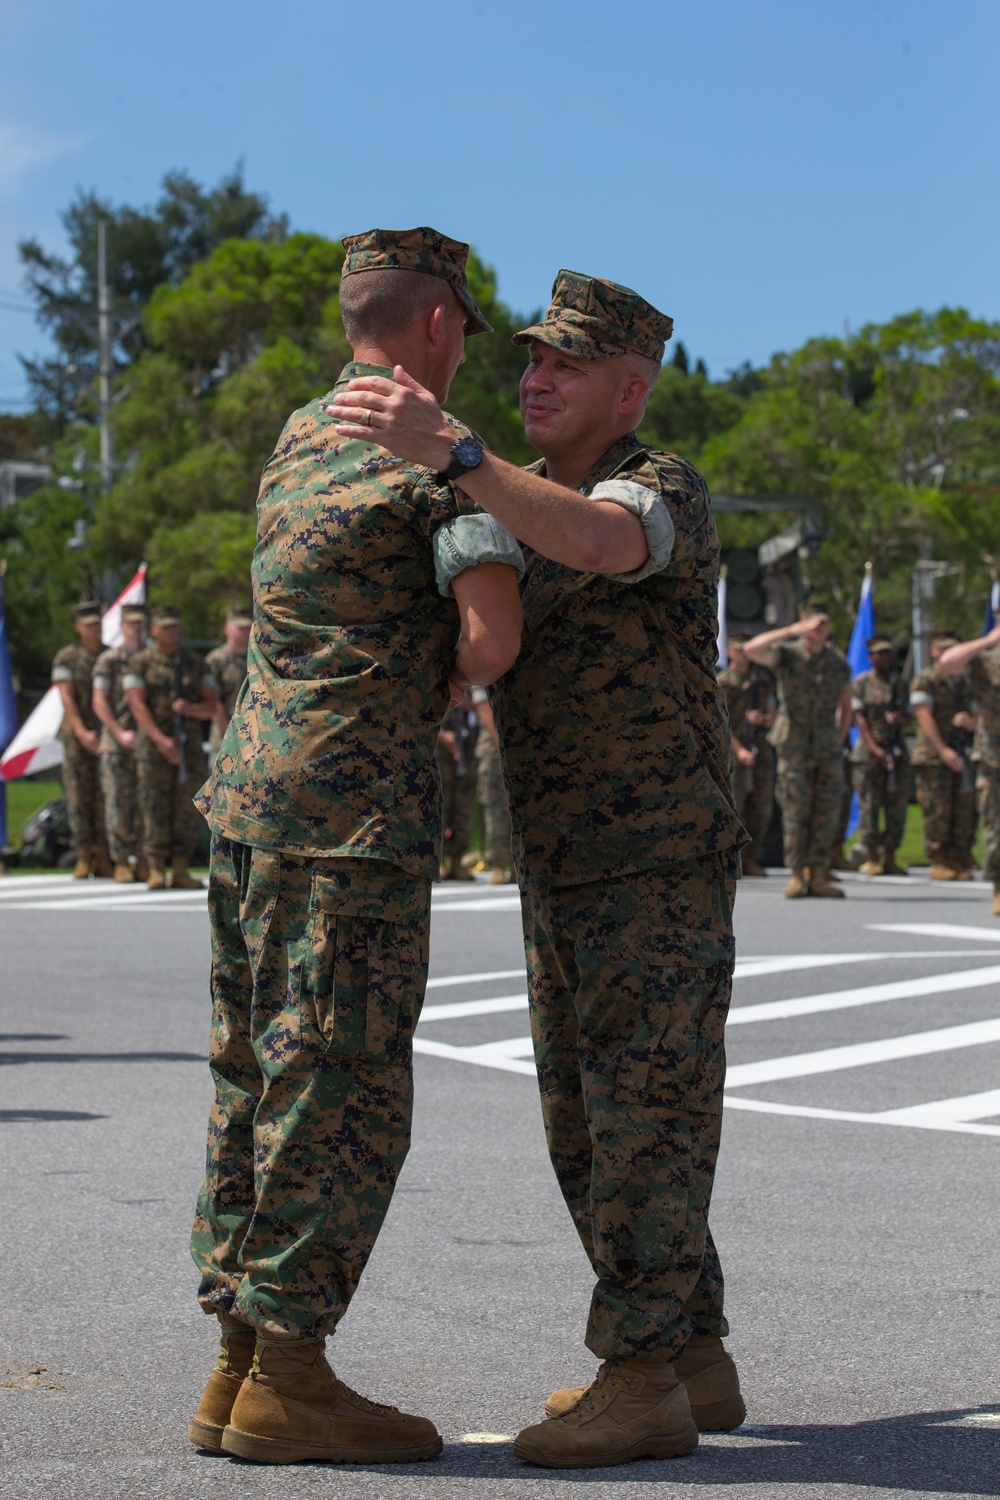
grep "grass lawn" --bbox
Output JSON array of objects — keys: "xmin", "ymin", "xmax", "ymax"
[{"xmin": 2, "ymin": 778, "xmax": 63, "ymax": 846}]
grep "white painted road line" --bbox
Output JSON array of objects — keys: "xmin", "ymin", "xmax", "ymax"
[
  {"xmin": 869, "ymin": 923, "xmax": 1000, "ymax": 944},
  {"xmin": 726, "ymin": 1015, "xmax": 1000, "ymax": 1089},
  {"xmin": 722, "ymin": 1094, "xmax": 1000, "ymax": 1138},
  {"xmin": 420, "ymin": 993, "xmax": 527, "ymax": 1023},
  {"xmin": 728, "ymin": 965, "xmax": 1000, "ymax": 1027},
  {"xmin": 430, "ymin": 897, "xmax": 521, "ymax": 912},
  {"xmin": 426, "ymin": 969, "xmax": 526, "ymax": 991},
  {"xmin": 876, "ymin": 1087, "xmax": 1000, "ymax": 1125},
  {"xmin": 413, "ymin": 1035, "xmax": 536, "ymax": 1076}
]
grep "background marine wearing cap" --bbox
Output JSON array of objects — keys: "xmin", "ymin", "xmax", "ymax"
[
  {"xmin": 51, "ymin": 601, "xmax": 112, "ymax": 879},
  {"xmin": 333, "ymin": 268, "xmax": 747, "ymax": 1470},
  {"xmin": 188, "ymin": 226, "xmax": 523, "ymax": 1466},
  {"xmin": 205, "ymin": 605, "xmax": 251, "ymax": 764},
  {"xmin": 939, "ymin": 620, "xmax": 1000, "ymax": 915},
  {"xmin": 849, "ymin": 637, "xmax": 913, "ymax": 877},
  {"xmin": 92, "ymin": 603, "xmax": 148, "ymax": 883},
  {"xmin": 909, "ymin": 630, "xmax": 978, "ymax": 881}
]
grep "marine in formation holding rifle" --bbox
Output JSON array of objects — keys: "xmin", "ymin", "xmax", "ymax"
[
  {"xmin": 939, "ymin": 620, "xmax": 1000, "ymax": 915},
  {"xmin": 909, "ymin": 629, "xmax": 978, "ymax": 882},
  {"xmin": 92, "ymin": 603, "xmax": 148, "ymax": 883},
  {"xmin": 718, "ymin": 629, "xmax": 775, "ymax": 876},
  {"xmin": 124, "ymin": 605, "xmax": 218, "ymax": 890},
  {"xmin": 51, "ymin": 601, "xmax": 112, "ymax": 879},
  {"xmin": 849, "ymin": 636, "xmax": 912, "ymax": 877}
]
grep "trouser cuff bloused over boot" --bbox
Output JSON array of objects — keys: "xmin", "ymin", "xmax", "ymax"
[
  {"xmin": 521, "ymin": 850, "xmax": 737, "ymax": 1361},
  {"xmin": 191, "ymin": 835, "xmax": 431, "ymax": 1340}
]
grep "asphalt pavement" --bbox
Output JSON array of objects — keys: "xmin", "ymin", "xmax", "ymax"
[{"xmin": 2, "ymin": 866, "xmax": 999, "ymax": 1500}]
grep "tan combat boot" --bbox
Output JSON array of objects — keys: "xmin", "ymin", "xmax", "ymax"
[
  {"xmin": 113, "ymin": 862, "xmax": 135, "ymax": 884},
  {"xmin": 929, "ymin": 862, "xmax": 957, "ymax": 881},
  {"xmin": 488, "ymin": 865, "xmax": 511, "ymax": 885},
  {"xmin": 858, "ymin": 855, "xmax": 884, "ymax": 876},
  {"xmin": 146, "ymin": 859, "xmax": 167, "ymax": 891},
  {"xmin": 741, "ymin": 856, "xmax": 766, "ymax": 877},
  {"xmin": 71, "ymin": 853, "xmax": 91, "ymax": 880},
  {"xmin": 92, "ymin": 844, "xmax": 114, "ymax": 879},
  {"xmin": 133, "ymin": 856, "xmax": 149, "ymax": 882},
  {"xmin": 882, "ymin": 851, "xmax": 908, "ymax": 876},
  {"xmin": 221, "ymin": 1337, "xmax": 442, "ymax": 1465},
  {"xmin": 515, "ymin": 1356, "xmax": 697, "ymax": 1469},
  {"xmin": 545, "ymin": 1335, "xmax": 745, "ymax": 1433},
  {"xmin": 994, "ymin": 882, "xmax": 1000, "ymax": 919},
  {"xmin": 189, "ymin": 1312, "xmax": 257, "ymax": 1452},
  {"xmin": 784, "ymin": 869, "xmax": 808, "ymax": 898},
  {"xmin": 809, "ymin": 865, "xmax": 845, "ymax": 898},
  {"xmin": 829, "ymin": 847, "xmax": 853, "ymax": 872},
  {"xmin": 170, "ymin": 862, "xmax": 204, "ymax": 890}
]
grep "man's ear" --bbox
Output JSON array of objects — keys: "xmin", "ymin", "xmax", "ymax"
[
  {"xmin": 620, "ymin": 376, "xmax": 649, "ymax": 418},
  {"xmin": 427, "ymin": 302, "xmax": 448, "ymax": 348}
]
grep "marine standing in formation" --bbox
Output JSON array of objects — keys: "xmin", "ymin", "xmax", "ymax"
[
  {"xmin": 718, "ymin": 629, "xmax": 776, "ymax": 876},
  {"xmin": 940, "ymin": 621, "xmax": 1000, "ymax": 915},
  {"xmin": 909, "ymin": 630, "xmax": 978, "ymax": 881},
  {"xmin": 205, "ymin": 605, "xmax": 251, "ymax": 764},
  {"xmin": 745, "ymin": 608, "xmax": 852, "ymax": 899},
  {"xmin": 125, "ymin": 606, "xmax": 218, "ymax": 891},
  {"xmin": 471, "ymin": 686, "xmax": 513, "ymax": 883},
  {"xmin": 189, "ymin": 228, "xmax": 523, "ymax": 1465},
  {"xmin": 50, "ymin": 601, "xmax": 111, "ymax": 879},
  {"xmin": 434, "ymin": 701, "xmax": 479, "ymax": 879},
  {"xmin": 849, "ymin": 636, "xmax": 912, "ymax": 877},
  {"xmin": 92, "ymin": 603, "xmax": 148, "ymax": 883},
  {"xmin": 336, "ymin": 268, "xmax": 748, "ymax": 1470}
]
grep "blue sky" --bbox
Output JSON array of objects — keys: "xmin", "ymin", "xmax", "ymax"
[{"xmin": 1, "ymin": 0, "xmax": 998, "ymax": 410}]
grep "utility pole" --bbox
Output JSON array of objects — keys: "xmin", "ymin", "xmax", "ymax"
[{"xmin": 97, "ymin": 218, "xmax": 114, "ymax": 494}]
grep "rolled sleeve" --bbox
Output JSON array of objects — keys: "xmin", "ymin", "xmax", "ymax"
[
  {"xmin": 851, "ymin": 695, "xmax": 864, "ymax": 712},
  {"xmin": 203, "ymin": 673, "xmax": 219, "ymax": 692},
  {"xmin": 122, "ymin": 673, "xmax": 145, "ymax": 692},
  {"xmin": 92, "ymin": 673, "xmax": 112, "ymax": 692},
  {"xmin": 433, "ymin": 513, "xmax": 525, "ymax": 598},
  {"xmin": 909, "ymin": 690, "xmax": 933, "ymax": 706},
  {"xmin": 589, "ymin": 479, "xmax": 676, "ymax": 583}
]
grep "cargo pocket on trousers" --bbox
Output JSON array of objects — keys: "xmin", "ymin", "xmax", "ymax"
[
  {"xmin": 614, "ymin": 925, "xmax": 734, "ymax": 1113},
  {"xmin": 300, "ymin": 891, "xmax": 423, "ymax": 1063}
]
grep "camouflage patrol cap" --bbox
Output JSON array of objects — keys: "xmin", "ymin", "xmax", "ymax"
[
  {"xmin": 226, "ymin": 604, "xmax": 253, "ymax": 624},
  {"xmin": 931, "ymin": 629, "xmax": 959, "ymax": 646},
  {"xmin": 513, "ymin": 269, "xmax": 673, "ymax": 362},
  {"xmin": 866, "ymin": 636, "xmax": 893, "ymax": 654},
  {"xmin": 121, "ymin": 604, "xmax": 147, "ymax": 623},
  {"xmin": 73, "ymin": 600, "xmax": 101, "ymax": 623},
  {"xmin": 340, "ymin": 227, "xmax": 492, "ymax": 336},
  {"xmin": 150, "ymin": 605, "xmax": 181, "ymax": 625}
]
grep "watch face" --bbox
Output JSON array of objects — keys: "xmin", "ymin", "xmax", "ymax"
[{"xmin": 453, "ymin": 436, "xmax": 482, "ymax": 468}]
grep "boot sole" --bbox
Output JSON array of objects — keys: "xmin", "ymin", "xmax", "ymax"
[
  {"xmin": 513, "ymin": 1419, "xmax": 698, "ymax": 1469},
  {"xmin": 220, "ymin": 1426, "xmax": 443, "ymax": 1465},
  {"xmin": 690, "ymin": 1395, "xmax": 746, "ymax": 1431},
  {"xmin": 188, "ymin": 1418, "xmax": 226, "ymax": 1453}
]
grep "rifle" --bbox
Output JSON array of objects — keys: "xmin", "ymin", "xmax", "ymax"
[
  {"xmin": 741, "ymin": 669, "xmax": 760, "ymax": 792},
  {"xmin": 884, "ymin": 673, "xmax": 906, "ymax": 795},
  {"xmin": 953, "ymin": 677, "xmax": 975, "ymax": 795},
  {"xmin": 453, "ymin": 708, "xmax": 478, "ymax": 779},
  {"xmin": 174, "ymin": 648, "xmax": 188, "ymax": 783}
]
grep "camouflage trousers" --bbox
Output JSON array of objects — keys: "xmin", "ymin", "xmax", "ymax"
[
  {"xmin": 851, "ymin": 757, "xmax": 912, "ymax": 857},
  {"xmin": 99, "ymin": 746, "xmax": 141, "ymax": 864},
  {"xmin": 191, "ymin": 836, "xmax": 431, "ymax": 1339},
  {"xmin": 476, "ymin": 735, "xmax": 511, "ymax": 868},
  {"xmin": 914, "ymin": 764, "xmax": 977, "ymax": 865},
  {"xmin": 520, "ymin": 851, "xmax": 738, "ymax": 1360},
  {"xmin": 732, "ymin": 743, "xmax": 775, "ymax": 859},
  {"xmin": 776, "ymin": 752, "xmax": 843, "ymax": 870},
  {"xmin": 136, "ymin": 748, "xmax": 205, "ymax": 865},
  {"xmin": 61, "ymin": 737, "xmax": 105, "ymax": 856},
  {"xmin": 976, "ymin": 767, "xmax": 1000, "ymax": 881},
  {"xmin": 435, "ymin": 745, "xmax": 478, "ymax": 866}
]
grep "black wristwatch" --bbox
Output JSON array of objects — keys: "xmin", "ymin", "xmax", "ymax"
[{"xmin": 437, "ymin": 434, "xmax": 484, "ymax": 483}]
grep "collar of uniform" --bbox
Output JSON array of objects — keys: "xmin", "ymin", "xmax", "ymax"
[
  {"xmin": 330, "ymin": 361, "xmax": 394, "ymax": 392},
  {"xmin": 522, "ymin": 431, "xmax": 647, "ymax": 493}
]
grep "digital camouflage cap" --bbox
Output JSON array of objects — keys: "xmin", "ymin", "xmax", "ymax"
[
  {"xmin": 73, "ymin": 600, "xmax": 102, "ymax": 623},
  {"xmin": 340, "ymin": 226, "xmax": 492, "ymax": 336},
  {"xmin": 513, "ymin": 269, "xmax": 673, "ymax": 362}
]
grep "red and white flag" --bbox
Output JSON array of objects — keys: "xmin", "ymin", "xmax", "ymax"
[{"xmin": 1, "ymin": 564, "xmax": 147, "ymax": 782}]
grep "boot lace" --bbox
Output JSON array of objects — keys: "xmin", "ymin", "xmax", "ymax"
[{"xmin": 337, "ymin": 1378, "xmax": 400, "ymax": 1416}]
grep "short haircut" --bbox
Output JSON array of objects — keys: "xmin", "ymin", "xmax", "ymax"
[{"xmin": 339, "ymin": 268, "xmax": 454, "ymax": 346}]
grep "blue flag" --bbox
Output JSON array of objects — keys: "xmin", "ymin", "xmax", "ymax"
[
  {"xmin": 984, "ymin": 581, "xmax": 999, "ymax": 635},
  {"xmin": 0, "ymin": 570, "xmax": 18, "ymax": 849},
  {"xmin": 844, "ymin": 571, "xmax": 874, "ymax": 840}
]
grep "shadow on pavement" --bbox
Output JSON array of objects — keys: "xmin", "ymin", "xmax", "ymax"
[
  {"xmin": 0, "ymin": 1109, "xmax": 108, "ymax": 1122},
  {"xmin": 0, "ymin": 1050, "xmax": 205, "ymax": 1066}
]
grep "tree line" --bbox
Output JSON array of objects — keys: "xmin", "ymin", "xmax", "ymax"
[{"xmin": 3, "ymin": 168, "xmax": 999, "ymax": 692}]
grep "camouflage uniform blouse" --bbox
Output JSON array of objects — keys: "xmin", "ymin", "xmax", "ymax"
[
  {"xmin": 199, "ymin": 363, "xmax": 522, "ymax": 880},
  {"xmin": 769, "ymin": 640, "xmax": 850, "ymax": 759},
  {"xmin": 491, "ymin": 433, "xmax": 744, "ymax": 890},
  {"xmin": 93, "ymin": 645, "xmax": 139, "ymax": 752},
  {"xmin": 969, "ymin": 647, "xmax": 1000, "ymax": 769},
  {"xmin": 849, "ymin": 670, "xmax": 909, "ymax": 764},
  {"xmin": 51, "ymin": 643, "xmax": 100, "ymax": 742},
  {"xmin": 718, "ymin": 664, "xmax": 776, "ymax": 753},
  {"xmin": 123, "ymin": 646, "xmax": 215, "ymax": 758},
  {"xmin": 909, "ymin": 665, "xmax": 966, "ymax": 766},
  {"xmin": 205, "ymin": 645, "xmax": 248, "ymax": 722}
]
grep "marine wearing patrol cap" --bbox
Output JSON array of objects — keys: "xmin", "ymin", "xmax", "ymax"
[
  {"xmin": 73, "ymin": 600, "xmax": 102, "ymax": 622},
  {"xmin": 866, "ymin": 636, "xmax": 894, "ymax": 654},
  {"xmin": 121, "ymin": 603, "xmax": 147, "ymax": 624},
  {"xmin": 340, "ymin": 226, "xmax": 493, "ymax": 336},
  {"xmin": 226, "ymin": 604, "xmax": 253, "ymax": 625},
  {"xmin": 513, "ymin": 269, "xmax": 674, "ymax": 362},
  {"xmin": 150, "ymin": 605, "xmax": 181, "ymax": 625}
]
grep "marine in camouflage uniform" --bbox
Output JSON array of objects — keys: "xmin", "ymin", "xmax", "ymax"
[
  {"xmin": 124, "ymin": 607, "xmax": 217, "ymax": 888},
  {"xmin": 434, "ymin": 704, "xmax": 479, "ymax": 878},
  {"xmin": 471, "ymin": 686, "xmax": 512, "ymax": 881},
  {"xmin": 205, "ymin": 605, "xmax": 251, "ymax": 765},
  {"xmin": 849, "ymin": 638, "xmax": 913, "ymax": 876},
  {"xmin": 92, "ymin": 604, "xmax": 147, "ymax": 881},
  {"xmin": 909, "ymin": 630, "xmax": 977, "ymax": 879},
  {"xmin": 939, "ymin": 623, "xmax": 1000, "ymax": 915},
  {"xmin": 336, "ymin": 269, "xmax": 749, "ymax": 1465},
  {"xmin": 51, "ymin": 601, "xmax": 109, "ymax": 878},
  {"xmin": 188, "ymin": 227, "xmax": 524, "ymax": 1464},
  {"xmin": 718, "ymin": 638, "xmax": 775, "ymax": 875},
  {"xmin": 746, "ymin": 609, "xmax": 851, "ymax": 898}
]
